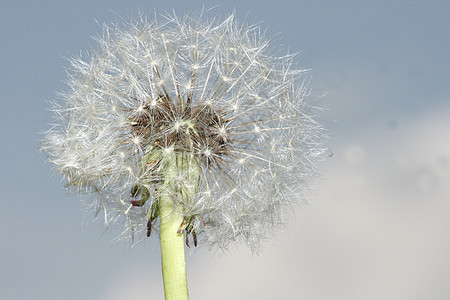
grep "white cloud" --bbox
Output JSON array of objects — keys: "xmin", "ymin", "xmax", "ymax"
[{"xmin": 99, "ymin": 105, "xmax": 450, "ymax": 300}]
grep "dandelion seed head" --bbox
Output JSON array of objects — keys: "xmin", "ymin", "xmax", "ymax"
[{"xmin": 41, "ymin": 11, "xmax": 325, "ymax": 251}]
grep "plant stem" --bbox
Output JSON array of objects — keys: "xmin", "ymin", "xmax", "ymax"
[
  {"xmin": 159, "ymin": 194, "xmax": 189, "ymax": 300},
  {"xmin": 158, "ymin": 152, "xmax": 199, "ymax": 300}
]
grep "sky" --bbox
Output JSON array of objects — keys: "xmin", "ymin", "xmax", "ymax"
[{"xmin": 1, "ymin": 1, "xmax": 450, "ymax": 299}]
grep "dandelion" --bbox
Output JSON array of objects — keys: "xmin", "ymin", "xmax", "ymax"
[{"xmin": 42, "ymin": 11, "xmax": 325, "ymax": 300}]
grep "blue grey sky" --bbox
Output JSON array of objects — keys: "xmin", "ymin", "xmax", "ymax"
[{"xmin": 1, "ymin": 1, "xmax": 450, "ymax": 299}]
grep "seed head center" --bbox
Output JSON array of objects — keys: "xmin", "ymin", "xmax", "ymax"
[{"xmin": 128, "ymin": 95, "xmax": 231, "ymax": 167}]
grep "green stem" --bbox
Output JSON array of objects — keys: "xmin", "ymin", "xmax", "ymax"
[
  {"xmin": 159, "ymin": 194, "xmax": 189, "ymax": 300},
  {"xmin": 158, "ymin": 151, "xmax": 200, "ymax": 300}
]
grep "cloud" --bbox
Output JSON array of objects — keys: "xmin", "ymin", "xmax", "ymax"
[{"xmin": 98, "ymin": 105, "xmax": 450, "ymax": 300}]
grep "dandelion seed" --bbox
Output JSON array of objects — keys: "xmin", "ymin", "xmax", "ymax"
[{"xmin": 41, "ymin": 11, "xmax": 325, "ymax": 254}]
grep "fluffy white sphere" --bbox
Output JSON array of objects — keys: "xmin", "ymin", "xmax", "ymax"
[{"xmin": 42, "ymin": 12, "xmax": 325, "ymax": 250}]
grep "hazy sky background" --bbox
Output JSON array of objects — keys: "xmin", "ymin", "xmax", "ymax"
[{"xmin": 1, "ymin": 1, "xmax": 450, "ymax": 299}]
